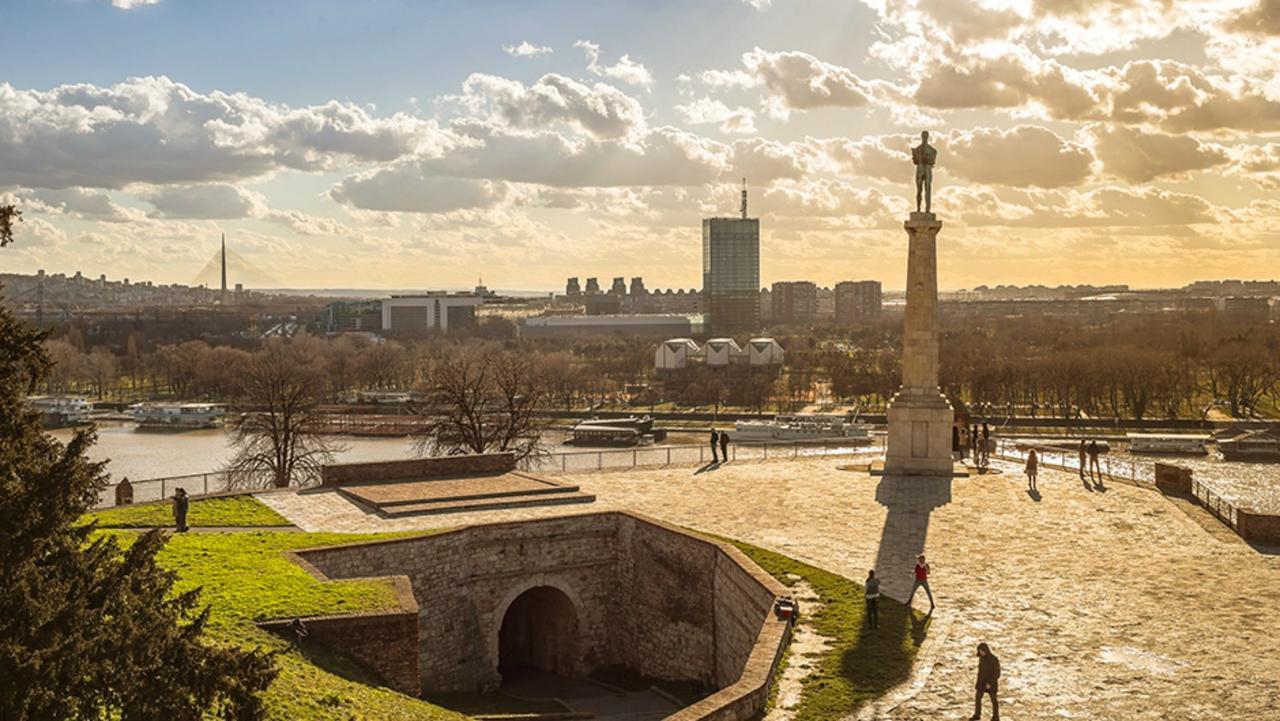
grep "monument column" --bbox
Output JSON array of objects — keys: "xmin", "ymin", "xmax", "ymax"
[
  {"xmin": 884, "ymin": 213, "xmax": 954, "ymax": 475},
  {"xmin": 884, "ymin": 129, "xmax": 954, "ymax": 476}
]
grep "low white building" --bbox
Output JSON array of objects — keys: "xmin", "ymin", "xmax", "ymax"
[
  {"xmin": 704, "ymin": 338, "xmax": 746, "ymax": 366},
  {"xmin": 655, "ymin": 337, "xmax": 783, "ymax": 371},
  {"xmin": 746, "ymin": 337, "xmax": 785, "ymax": 366},
  {"xmin": 655, "ymin": 338, "xmax": 701, "ymax": 370}
]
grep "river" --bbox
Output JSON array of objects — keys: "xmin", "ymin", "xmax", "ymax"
[{"xmin": 49, "ymin": 422, "xmax": 422, "ymax": 481}]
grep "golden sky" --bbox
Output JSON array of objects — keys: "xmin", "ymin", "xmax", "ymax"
[{"xmin": 2, "ymin": 0, "xmax": 1279, "ymax": 291}]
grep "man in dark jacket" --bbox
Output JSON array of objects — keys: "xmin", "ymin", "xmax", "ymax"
[
  {"xmin": 173, "ymin": 487, "xmax": 190, "ymax": 533},
  {"xmin": 970, "ymin": 642, "xmax": 1000, "ymax": 720},
  {"xmin": 709, "ymin": 428, "xmax": 720, "ymax": 463},
  {"xmin": 719, "ymin": 429, "xmax": 730, "ymax": 462}
]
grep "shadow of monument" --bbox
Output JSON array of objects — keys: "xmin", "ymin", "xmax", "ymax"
[
  {"xmin": 826, "ymin": 474, "xmax": 952, "ymax": 715},
  {"xmin": 870, "ymin": 475, "xmax": 953, "ymax": 605}
]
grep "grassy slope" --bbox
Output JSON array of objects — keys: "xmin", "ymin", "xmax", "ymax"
[
  {"xmin": 728, "ymin": 540, "xmax": 927, "ymax": 721},
  {"xmin": 104, "ymin": 529, "xmax": 467, "ymax": 721},
  {"xmin": 88, "ymin": 495, "xmax": 291, "ymax": 528}
]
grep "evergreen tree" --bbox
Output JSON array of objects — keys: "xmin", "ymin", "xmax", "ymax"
[{"xmin": 0, "ymin": 208, "xmax": 277, "ymax": 720}]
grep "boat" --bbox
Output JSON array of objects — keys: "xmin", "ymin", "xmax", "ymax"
[
  {"xmin": 1217, "ymin": 429, "xmax": 1280, "ymax": 462},
  {"xmin": 732, "ymin": 414, "xmax": 873, "ymax": 443},
  {"xmin": 26, "ymin": 395, "xmax": 94, "ymax": 428},
  {"xmin": 1127, "ymin": 433, "xmax": 1210, "ymax": 455},
  {"xmin": 130, "ymin": 402, "xmax": 227, "ymax": 430},
  {"xmin": 568, "ymin": 416, "xmax": 665, "ymax": 447}
]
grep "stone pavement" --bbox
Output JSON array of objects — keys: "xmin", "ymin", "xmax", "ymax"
[{"xmin": 258, "ymin": 458, "xmax": 1280, "ymax": 720}]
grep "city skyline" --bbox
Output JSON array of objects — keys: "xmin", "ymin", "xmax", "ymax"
[{"xmin": 3, "ymin": 0, "xmax": 1280, "ymax": 291}]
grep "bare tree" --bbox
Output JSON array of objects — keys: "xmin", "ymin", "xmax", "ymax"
[
  {"xmin": 412, "ymin": 345, "xmax": 549, "ymax": 461},
  {"xmin": 224, "ymin": 340, "xmax": 341, "ymax": 488}
]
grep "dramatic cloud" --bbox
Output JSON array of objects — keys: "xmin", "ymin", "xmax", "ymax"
[
  {"xmin": 912, "ymin": 49, "xmax": 1101, "ymax": 120},
  {"xmin": 460, "ymin": 73, "xmax": 646, "ymax": 140},
  {"xmin": 1227, "ymin": 0, "xmax": 1280, "ymax": 36},
  {"xmin": 0, "ymin": 76, "xmax": 444, "ymax": 189},
  {"xmin": 674, "ymin": 98, "xmax": 757, "ymax": 134},
  {"xmin": 818, "ymin": 135, "xmax": 913, "ymax": 181},
  {"xmin": 343, "ymin": 123, "xmax": 733, "ymax": 190},
  {"xmin": 22, "ymin": 188, "xmax": 140, "ymax": 223},
  {"xmin": 575, "ymin": 40, "xmax": 655, "ymax": 88},
  {"xmin": 1091, "ymin": 125, "xmax": 1228, "ymax": 182},
  {"xmin": 503, "ymin": 41, "xmax": 553, "ymax": 57},
  {"xmin": 1107, "ymin": 60, "xmax": 1280, "ymax": 133},
  {"xmin": 741, "ymin": 48, "xmax": 883, "ymax": 116},
  {"xmin": 329, "ymin": 167, "xmax": 507, "ymax": 213},
  {"xmin": 959, "ymin": 186, "xmax": 1220, "ymax": 228},
  {"xmin": 947, "ymin": 126, "xmax": 1095, "ymax": 188},
  {"xmin": 137, "ymin": 183, "xmax": 263, "ymax": 219}
]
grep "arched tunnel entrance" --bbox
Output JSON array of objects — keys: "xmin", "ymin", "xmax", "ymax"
[{"xmin": 497, "ymin": 585, "xmax": 580, "ymax": 681}]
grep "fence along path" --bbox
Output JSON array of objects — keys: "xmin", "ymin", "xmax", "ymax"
[
  {"xmin": 94, "ymin": 439, "xmax": 887, "ymax": 509},
  {"xmin": 992, "ymin": 439, "xmax": 1238, "ymax": 529}
]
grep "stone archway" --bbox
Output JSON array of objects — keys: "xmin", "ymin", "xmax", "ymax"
[{"xmin": 496, "ymin": 585, "xmax": 580, "ymax": 681}]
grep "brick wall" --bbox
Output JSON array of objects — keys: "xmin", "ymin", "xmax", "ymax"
[
  {"xmin": 258, "ymin": 576, "xmax": 421, "ymax": 696},
  {"xmin": 614, "ymin": 515, "xmax": 718, "ymax": 686},
  {"xmin": 286, "ymin": 511, "xmax": 790, "ymax": 718},
  {"xmin": 1154, "ymin": 463, "xmax": 1193, "ymax": 495},
  {"xmin": 1238, "ymin": 511, "xmax": 1280, "ymax": 544},
  {"xmin": 320, "ymin": 452, "xmax": 516, "ymax": 486}
]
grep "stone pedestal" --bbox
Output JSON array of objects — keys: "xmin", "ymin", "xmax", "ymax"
[{"xmin": 884, "ymin": 212, "xmax": 954, "ymax": 476}]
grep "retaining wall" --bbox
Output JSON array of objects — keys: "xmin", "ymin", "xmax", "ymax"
[
  {"xmin": 280, "ymin": 511, "xmax": 790, "ymax": 719},
  {"xmin": 320, "ymin": 452, "xmax": 516, "ymax": 486}
]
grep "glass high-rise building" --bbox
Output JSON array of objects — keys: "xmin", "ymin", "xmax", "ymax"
[{"xmin": 702, "ymin": 216, "xmax": 760, "ymax": 334}]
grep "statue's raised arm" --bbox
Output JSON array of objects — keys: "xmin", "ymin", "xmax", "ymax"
[{"xmin": 912, "ymin": 131, "xmax": 937, "ymax": 215}]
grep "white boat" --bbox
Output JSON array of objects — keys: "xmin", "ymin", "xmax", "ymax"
[
  {"xmin": 26, "ymin": 395, "xmax": 94, "ymax": 428},
  {"xmin": 732, "ymin": 414, "xmax": 872, "ymax": 443},
  {"xmin": 130, "ymin": 402, "xmax": 227, "ymax": 430},
  {"xmin": 1127, "ymin": 432, "xmax": 1210, "ymax": 455}
]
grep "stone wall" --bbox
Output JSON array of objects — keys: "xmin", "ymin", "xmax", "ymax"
[
  {"xmin": 257, "ymin": 576, "xmax": 421, "ymax": 696},
  {"xmin": 320, "ymin": 452, "xmax": 516, "ymax": 486},
  {"xmin": 1154, "ymin": 463, "xmax": 1193, "ymax": 495},
  {"xmin": 286, "ymin": 511, "xmax": 790, "ymax": 719},
  {"xmin": 1238, "ymin": 510, "xmax": 1280, "ymax": 544}
]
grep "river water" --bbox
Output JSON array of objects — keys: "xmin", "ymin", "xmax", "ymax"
[{"xmin": 49, "ymin": 423, "xmax": 422, "ymax": 481}]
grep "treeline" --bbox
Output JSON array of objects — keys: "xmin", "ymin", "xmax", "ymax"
[{"xmin": 34, "ymin": 312, "xmax": 1280, "ymax": 420}]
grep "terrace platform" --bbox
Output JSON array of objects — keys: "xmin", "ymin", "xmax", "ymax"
[{"xmin": 337, "ymin": 471, "xmax": 595, "ymax": 517}]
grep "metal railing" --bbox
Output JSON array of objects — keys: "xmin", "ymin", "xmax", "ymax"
[
  {"xmin": 993, "ymin": 439, "xmax": 1239, "ymax": 529},
  {"xmin": 519, "ymin": 437, "xmax": 886, "ymax": 475},
  {"xmin": 95, "ymin": 471, "xmax": 234, "ymax": 510},
  {"xmin": 1190, "ymin": 477, "xmax": 1239, "ymax": 529},
  {"xmin": 992, "ymin": 438, "xmax": 1155, "ymax": 486},
  {"xmin": 94, "ymin": 439, "xmax": 887, "ymax": 509}
]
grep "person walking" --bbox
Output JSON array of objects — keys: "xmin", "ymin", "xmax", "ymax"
[
  {"xmin": 952, "ymin": 425, "xmax": 962, "ymax": 460},
  {"xmin": 910, "ymin": 554, "xmax": 935, "ymax": 612},
  {"xmin": 173, "ymin": 487, "xmax": 189, "ymax": 533},
  {"xmin": 719, "ymin": 429, "xmax": 730, "ymax": 463},
  {"xmin": 1078, "ymin": 439, "xmax": 1088, "ymax": 479},
  {"xmin": 865, "ymin": 570, "xmax": 880, "ymax": 629},
  {"xmin": 970, "ymin": 642, "xmax": 1001, "ymax": 720},
  {"xmin": 709, "ymin": 428, "xmax": 720, "ymax": 464},
  {"xmin": 1087, "ymin": 439, "xmax": 1102, "ymax": 480},
  {"xmin": 971, "ymin": 424, "xmax": 981, "ymax": 465},
  {"xmin": 1025, "ymin": 448, "xmax": 1038, "ymax": 492}
]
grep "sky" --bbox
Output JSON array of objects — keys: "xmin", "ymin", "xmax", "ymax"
[{"xmin": 2, "ymin": 0, "xmax": 1279, "ymax": 292}]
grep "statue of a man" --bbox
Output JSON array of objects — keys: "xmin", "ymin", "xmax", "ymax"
[{"xmin": 912, "ymin": 130, "xmax": 937, "ymax": 214}]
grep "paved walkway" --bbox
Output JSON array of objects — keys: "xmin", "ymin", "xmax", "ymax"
[{"xmin": 258, "ymin": 458, "xmax": 1280, "ymax": 720}]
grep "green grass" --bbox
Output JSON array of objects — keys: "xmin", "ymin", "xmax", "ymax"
[
  {"xmin": 103, "ymin": 529, "xmax": 467, "ymax": 721},
  {"xmin": 87, "ymin": 495, "xmax": 291, "ymax": 528},
  {"xmin": 727, "ymin": 539, "xmax": 928, "ymax": 721}
]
